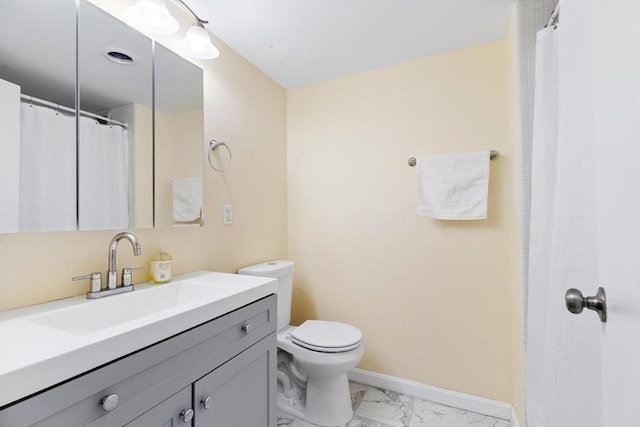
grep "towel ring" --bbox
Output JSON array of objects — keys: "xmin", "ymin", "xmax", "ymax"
[{"xmin": 208, "ymin": 139, "xmax": 232, "ymax": 172}]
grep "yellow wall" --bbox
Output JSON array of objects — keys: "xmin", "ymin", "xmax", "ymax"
[
  {"xmin": 287, "ymin": 41, "xmax": 520, "ymax": 403},
  {"xmin": 1, "ymin": 0, "xmax": 525, "ymax": 413},
  {"xmin": 0, "ymin": 2, "xmax": 287, "ymax": 310},
  {"xmin": 505, "ymin": 14, "xmax": 526, "ymax": 423},
  {"xmin": 155, "ymin": 108, "xmax": 204, "ymax": 228}
]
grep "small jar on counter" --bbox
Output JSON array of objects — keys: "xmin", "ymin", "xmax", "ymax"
[{"xmin": 150, "ymin": 251, "xmax": 172, "ymax": 284}]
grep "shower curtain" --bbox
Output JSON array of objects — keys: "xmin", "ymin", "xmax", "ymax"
[
  {"xmin": 16, "ymin": 103, "xmax": 130, "ymax": 232},
  {"xmin": 19, "ymin": 103, "xmax": 76, "ymax": 232},
  {"xmin": 78, "ymin": 116, "xmax": 130, "ymax": 230},
  {"xmin": 527, "ymin": 1, "xmax": 640, "ymax": 425},
  {"xmin": 526, "ymin": 14, "xmax": 602, "ymax": 424}
]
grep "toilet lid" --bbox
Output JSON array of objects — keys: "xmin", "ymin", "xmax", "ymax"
[{"xmin": 291, "ymin": 320, "xmax": 361, "ymax": 353}]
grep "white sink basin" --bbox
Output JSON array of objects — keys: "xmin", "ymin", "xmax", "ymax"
[
  {"xmin": 0, "ymin": 271, "xmax": 277, "ymax": 407},
  {"xmin": 30, "ymin": 282, "xmax": 235, "ymax": 335}
]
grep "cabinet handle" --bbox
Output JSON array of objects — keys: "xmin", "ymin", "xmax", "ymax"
[
  {"xmin": 201, "ymin": 395, "xmax": 213, "ymax": 409},
  {"xmin": 242, "ymin": 323, "xmax": 253, "ymax": 334},
  {"xmin": 180, "ymin": 408, "xmax": 194, "ymax": 423},
  {"xmin": 100, "ymin": 393, "xmax": 119, "ymax": 412}
]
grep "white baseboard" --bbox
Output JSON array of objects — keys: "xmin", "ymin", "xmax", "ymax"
[
  {"xmin": 510, "ymin": 406, "xmax": 521, "ymax": 427},
  {"xmin": 348, "ymin": 368, "xmax": 513, "ymax": 422}
]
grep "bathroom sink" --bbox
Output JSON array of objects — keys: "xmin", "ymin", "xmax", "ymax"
[
  {"xmin": 29, "ymin": 282, "xmax": 235, "ymax": 335},
  {"xmin": 0, "ymin": 271, "xmax": 277, "ymax": 407}
]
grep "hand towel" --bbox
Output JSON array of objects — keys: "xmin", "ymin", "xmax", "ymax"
[
  {"xmin": 172, "ymin": 177, "xmax": 203, "ymax": 222},
  {"xmin": 417, "ymin": 151, "xmax": 490, "ymax": 220}
]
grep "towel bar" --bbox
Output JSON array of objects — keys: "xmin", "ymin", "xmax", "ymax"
[{"xmin": 408, "ymin": 150, "xmax": 499, "ymax": 167}]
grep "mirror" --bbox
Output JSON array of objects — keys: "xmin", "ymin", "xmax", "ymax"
[
  {"xmin": 0, "ymin": 0, "xmax": 204, "ymax": 234},
  {"xmin": 0, "ymin": 0, "xmax": 77, "ymax": 233},
  {"xmin": 154, "ymin": 44, "xmax": 204, "ymax": 228},
  {"xmin": 78, "ymin": 1, "xmax": 153, "ymax": 230}
]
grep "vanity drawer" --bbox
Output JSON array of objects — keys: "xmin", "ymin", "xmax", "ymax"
[{"xmin": 0, "ymin": 294, "xmax": 276, "ymax": 427}]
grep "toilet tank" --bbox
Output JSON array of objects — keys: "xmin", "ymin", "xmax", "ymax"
[{"xmin": 237, "ymin": 260, "xmax": 294, "ymax": 331}]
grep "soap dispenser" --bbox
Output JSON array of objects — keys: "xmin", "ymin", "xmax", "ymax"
[{"xmin": 150, "ymin": 251, "xmax": 172, "ymax": 284}]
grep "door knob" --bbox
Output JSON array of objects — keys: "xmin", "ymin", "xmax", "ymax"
[
  {"xmin": 180, "ymin": 408, "xmax": 194, "ymax": 423},
  {"xmin": 565, "ymin": 287, "xmax": 607, "ymax": 322},
  {"xmin": 201, "ymin": 395, "xmax": 213, "ymax": 409},
  {"xmin": 99, "ymin": 393, "xmax": 119, "ymax": 411},
  {"xmin": 242, "ymin": 323, "xmax": 253, "ymax": 334}
]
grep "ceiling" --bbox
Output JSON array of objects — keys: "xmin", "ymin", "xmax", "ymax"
[{"xmin": 189, "ymin": 0, "xmax": 515, "ymax": 88}]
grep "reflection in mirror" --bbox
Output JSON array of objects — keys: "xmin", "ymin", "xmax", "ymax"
[
  {"xmin": 154, "ymin": 44, "xmax": 204, "ymax": 228},
  {"xmin": 0, "ymin": 0, "xmax": 77, "ymax": 233},
  {"xmin": 78, "ymin": 1, "xmax": 153, "ymax": 231},
  {"xmin": 0, "ymin": 0, "xmax": 204, "ymax": 234}
]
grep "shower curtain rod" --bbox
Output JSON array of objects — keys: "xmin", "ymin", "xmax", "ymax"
[
  {"xmin": 20, "ymin": 94, "xmax": 127, "ymax": 128},
  {"xmin": 545, "ymin": 3, "xmax": 560, "ymax": 28}
]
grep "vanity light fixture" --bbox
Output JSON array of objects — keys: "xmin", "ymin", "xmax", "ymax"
[
  {"xmin": 126, "ymin": 0, "xmax": 220, "ymax": 59},
  {"xmin": 126, "ymin": 0, "xmax": 179, "ymax": 34},
  {"xmin": 178, "ymin": 21, "xmax": 219, "ymax": 59}
]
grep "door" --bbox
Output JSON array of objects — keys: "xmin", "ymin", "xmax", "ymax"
[
  {"xmin": 527, "ymin": 2, "xmax": 640, "ymax": 426},
  {"xmin": 591, "ymin": 2, "xmax": 640, "ymax": 425},
  {"xmin": 124, "ymin": 386, "xmax": 193, "ymax": 427},
  {"xmin": 193, "ymin": 334, "xmax": 276, "ymax": 427}
]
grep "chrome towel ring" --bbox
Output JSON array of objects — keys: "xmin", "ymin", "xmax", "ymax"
[{"xmin": 208, "ymin": 139, "xmax": 232, "ymax": 171}]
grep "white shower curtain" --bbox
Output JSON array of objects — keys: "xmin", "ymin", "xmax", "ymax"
[
  {"xmin": 78, "ymin": 116, "xmax": 130, "ymax": 230},
  {"xmin": 19, "ymin": 103, "xmax": 76, "ymax": 232},
  {"xmin": 525, "ymin": 2, "xmax": 638, "ymax": 425}
]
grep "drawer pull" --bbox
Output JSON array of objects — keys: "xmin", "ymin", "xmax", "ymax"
[
  {"xmin": 242, "ymin": 323, "xmax": 253, "ymax": 334},
  {"xmin": 201, "ymin": 395, "xmax": 213, "ymax": 409},
  {"xmin": 100, "ymin": 393, "xmax": 119, "ymax": 411},
  {"xmin": 180, "ymin": 408, "xmax": 194, "ymax": 423}
]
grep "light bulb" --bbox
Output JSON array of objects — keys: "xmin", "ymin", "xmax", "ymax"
[
  {"xmin": 126, "ymin": 0, "xmax": 179, "ymax": 34},
  {"xmin": 179, "ymin": 24, "xmax": 220, "ymax": 59}
]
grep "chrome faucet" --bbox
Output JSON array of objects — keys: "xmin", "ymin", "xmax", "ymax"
[
  {"xmin": 107, "ymin": 232, "xmax": 142, "ymax": 290},
  {"xmin": 73, "ymin": 232, "xmax": 142, "ymax": 299}
]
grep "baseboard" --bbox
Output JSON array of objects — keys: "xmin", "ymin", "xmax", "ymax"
[
  {"xmin": 511, "ymin": 406, "xmax": 521, "ymax": 427},
  {"xmin": 348, "ymin": 368, "xmax": 513, "ymax": 421}
]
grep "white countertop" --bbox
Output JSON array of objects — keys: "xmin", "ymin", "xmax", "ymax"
[{"xmin": 0, "ymin": 271, "xmax": 277, "ymax": 407}]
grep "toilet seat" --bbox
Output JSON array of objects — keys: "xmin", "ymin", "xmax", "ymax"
[{"xmin": 291, "ymin": 320, "xmax": 362, "ymax": 353}]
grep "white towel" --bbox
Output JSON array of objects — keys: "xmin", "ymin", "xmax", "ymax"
[
  {"xmin": 417, "ymin": 151, "xmax": 490, "ymax": 220},
  {"xmin": 172, "ymin": 177, "xmax": 203, "ymax": 222}
]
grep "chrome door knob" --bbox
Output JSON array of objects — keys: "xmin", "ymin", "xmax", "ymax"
[
  {"xmin": 200, "ymin": 395, "xmax": 213, "ymax": 409},
  {"xmin": 565, "ymin": 287, "xmax": 607, "ymax": 323},
  {"xmin": 242, "ymin": 323, "xmax": 253, "ymax": 334},
  {"xmin": 180, "ymin": 408, "xmax": 194, "ymax": 423},
  {"xmin": 100, "ymin": 393, "xmax": 119, "ymax": 411}
]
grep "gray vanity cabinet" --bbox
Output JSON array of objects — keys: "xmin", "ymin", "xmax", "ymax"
[
  {"xmin": 0, "ymin": 295, "xmax": 277, "ymax": 427},
  {"xmin": 124, "ymin": 386, "xmax": 192, "ymax": 427},
  {"xmin": 194, "ymin": 334, "xmax": 275, "ymax": 426}
]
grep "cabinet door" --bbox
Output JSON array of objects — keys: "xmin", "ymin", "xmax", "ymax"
[
  {"xmin": 82, "ymin": 386, "xmax": 192, "ymax": 427},
  {"xmin": 124, "ymin": 386, "xmax": 192, "ymax": 427},
  {"xmin": 194, "ymin": 333, "xmax": 276, "ymax": 427}
]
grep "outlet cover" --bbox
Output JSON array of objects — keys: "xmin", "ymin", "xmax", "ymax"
[{"xmin": 223, "ymin": 204, "xmax": 233, "ymax": 225}]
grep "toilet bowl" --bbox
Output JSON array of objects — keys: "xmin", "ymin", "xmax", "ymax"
[{"xmin": 238, "ymin": 261, "xmax": 364, "ymax": 427}]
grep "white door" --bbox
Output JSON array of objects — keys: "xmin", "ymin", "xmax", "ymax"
[
  {"xmin": 591, "ymin": 2, "xmax": 640, "ymax": 424},
  {"xmin": 528, "ymin": 2, "xmax": 640, "ymax": 426}
]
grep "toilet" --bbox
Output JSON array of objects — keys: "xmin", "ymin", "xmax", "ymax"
[{"xmin": 238, "ymin": 260, "xmax": 363, "ymax": 427}]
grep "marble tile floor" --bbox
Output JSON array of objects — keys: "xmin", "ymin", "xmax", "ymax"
[{"xmin": 277, "ymin": 381, "xmax": 512, "ymax": 427}]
